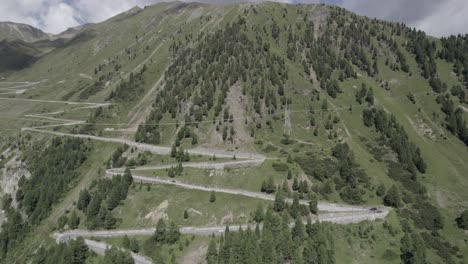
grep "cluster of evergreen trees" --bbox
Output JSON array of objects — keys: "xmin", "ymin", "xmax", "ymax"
[
  {"xmin": 33, "ymin": 237, "xmax": 92, "ymax": 264},
  {"xmin": 140, "ymin": 219, "xmax": 182, "ymax": 261},
  {"xmin": 260, "ymin": 175, "xmax": 276, "ymax": 194},
  {"xmin": 362, "ymin": 108, "xmax": 426, "ymax": 173},
  {"xmin": 107, "ymin": 65, "xmax": 147, "ymax": 102},
  {"xmin": 170, "ymin": 143, "xmax": 190, "ymax": 163},
  {"xmin": 436, "ymin": 94, "xmax": 468, "ymax": 145},
  {"xmin": 405, "ymin": 30, "xmax": 468, "ymax": 146},
  {"xmin": 406, "ymin": 29, "xmax": 437, "ymax": 79},
  {"xmin": 439, "ymin": 34, "xmax": 468, "ymax": 84},
  {"xmin": 77, "ymin": 168, "xmax": 133, "ymax": 229},
  {"xmin": 355, "ymin": 83, "xmax": 374, "ymax": 105},
  {"xmin": 360, "ymin": 107, "xmax": 462, "ymax": 262},
  {"xmin": 109, "ymin": 144, "xmax": 129, "ymax": 168},
  {"xmin": 32, "ymin": 237, "xmax": 135, "ymax": 264},
  {"xmin": 293, "ymin": 144, "xmax": 369, "ymax": 205},
  {"xmin": 331, "ymin": 143, "xmax": 370, "ymax": 204},
  {"xmin": 18, "ymin": 138, "xmax": 90, "ymax": 224},
  {"xmin": 206, "ymin": 208, "xmax": 334, "ymax": 264},
  {"xmin": 0, "ymin": 137, "xmax": 90, "ymax": 260}
]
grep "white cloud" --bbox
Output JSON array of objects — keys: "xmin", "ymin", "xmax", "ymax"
[
  {"xmin": 412, "ymin": 0, "xmax": 468, "ymax": 37},
  {"xmin": 42, "ymin": 3, "xmax": 81, "ymax": 33},
  {"xmin": 336, "ymin": 0, "xmax": 468, "ymax": 37},
  {"xmin": 74, "ymin": 0, "xmax": 137, "ymax": 22},
  {"xmin": 0, "ymin": 0, "xmax": 467, "ymax": 36},
  {"xmin": 0, "ymin": 0, "xmax": 80, "ymax": 33}
]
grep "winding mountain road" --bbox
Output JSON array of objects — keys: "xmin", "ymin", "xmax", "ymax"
[
  {"xmin": 55, "ymin": 209, "xmax": 388, "ymax": 243},
  {"xmin": 83, "ymin": 239, "xmax": 152, "ymax": 264},
  {"xmin": 107, "ymin": 170, "xmax": 388, "ymax": 214},
  {"xmin": 3, "ymin": 77, "xmax": 391, "ymax": 263}
]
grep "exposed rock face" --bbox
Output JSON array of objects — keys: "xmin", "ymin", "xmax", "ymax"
[{"xmin": 0, "ymin": 148, "xmax": 31, "ymax": 207}]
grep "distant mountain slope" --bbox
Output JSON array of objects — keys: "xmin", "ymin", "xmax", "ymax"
[
  {"xmin": 0, "ymin": 22, "xmax": 88, "ymax": 73},
  {"xmin": 0, "ymin": 22, "xmax": 50, "ymax": 42},
  {"xmin": 0, "ymin": 40, "xmax": 39, "ymax": 72}
]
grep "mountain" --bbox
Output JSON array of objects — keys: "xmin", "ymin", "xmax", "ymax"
[
  {"xmin": 0, "ymin": 22, "xmax": 50, "ymax": 42},
  {"xmin": 0, "ymin": 2, "xmax": 467, "ymax": 264},
  {"xmin": 0, "ymin": 22, "xmax": 86, "ymax": 73}
]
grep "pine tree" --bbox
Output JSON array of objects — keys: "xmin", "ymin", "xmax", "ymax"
[
  {"xmin": 104, "ymin": 211, "xmax": 117, "ymax": 229},
  {"xmin": 384, "ymin": 185, "xmax": 401, "ymax": 208},
  {"xmin": 122, "ymin": 235, "xmax": 130, "ymax": 249},
  {"xmin": 171, "ymin": 143, "xmax": 177, "ymax": 158},
  {"xmin": 209, "ymin": 191, "xmax": 216, "ymax": 203},
  {"xmin": 86, "ymin": 195, "xmax": 102, "ymax": 221},
  {"xmin": 309, "ymin": 195, "xmax": 318, "ymax": 214},
  {"xmin": 107, "ymin": 188, "xmax": 121, "ymax": 211},
  {"xmin": 290, "ymin": 194, "xmax": 300, "ymax": 218},
  {"xmin": 154, "ymin": 219, "xmax": 167, "ymax": 243},
  {"xmin": 69, "ymin": 210, "xmax": 80, "ymax": 229},
  {"xmin": 191, "ymin": 134, "xmax": 198, "ymax": 145},
  {"xmin": 303, "ymin": 239, "xmax": 318, "ymax": 263},
  {"xmin": 273, "ymin": 191, "xmax": 286, "ymax": 212},
  {"xmin": 456, "ymin": 210, "xmax": 468, "ymax": 229},
  {"xmin": 365, "ymin": 88, "xmax": 374, "ymax": 105},
  {"xmin": 282, "ymin": 180, "xmax": 289, "ymax": 193},
  {"xmin": 66, "ymin": 237, "xmax": 89, "ymax": 264},
  {"xmin": 292, "ymin": 217, "xmax": 305, "ymax": 241},
  {"xmin": 206, "ymin": 239, "xmax": 218, "ymax": 264},
  {"xmin": 260, "ymin": 231, "xmax": 276, "ymax": 264},
  {"xmin": 292, "ymin": 246, "xmax": 304, "ymax": 264},
  {"xmin": 123, "ymin": 167, "xmax": 133, "ymax": 186},
  {"xmin": 253, "ymin": 203, "xmax": 264, "ymax": 223},
  {"xmin": 376, "ymin": 184, "xmax": 386, "ymax": 197},
  {"xmin": 129, "ymin": 238, "xmax": 139, "ymax": 253},
  {"xmin": 292, "ymin": 178, "xmax": 299, "ymax": 191},
  {"xmin": 77, "ymin": 189, "xmax": 91, "ymax": 211}
]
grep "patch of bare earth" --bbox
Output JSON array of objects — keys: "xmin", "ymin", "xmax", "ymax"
[
  {"xmin": 434, "ymin": 191, "xmax": 448, "ymax": 209},
  {"xmin": 0, "ymin": 148, "xmax": 31, "ymax": 207},
  {"xmin": 308, "ymin": 7, "xmax": 329, "ymax": 38},
  {"xmin": 180, "ymin": 244, "xmax": 208, "ymax": 264},
  {"xmin": 221, "ymin": 212, "xmax": 233, "ymax": 225},
  {"xmin": 204, "ymin": 82, "xmax": 254, "ymax": 152},
  {"xmin": 187, "ymin": 208, "xmax": 203, "ymax": 216},
  {"xmin": 144, "ymin": 200, "xmax": 169, "ymax": 223},
  {"xmin": 406, "ymin": 115, "xmax": 435, "ymax": 140}
]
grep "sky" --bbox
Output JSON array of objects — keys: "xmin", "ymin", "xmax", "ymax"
[{"xmin": 0, "ymin": 0, "xmax": 467, "ymax": 37}]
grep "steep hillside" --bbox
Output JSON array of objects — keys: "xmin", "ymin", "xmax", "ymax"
[
  {"xmin": 0, "ymin": 2, "xmax": 467, "ymax": 264},
  {"xmin": 0, "ymin": 40, "xmax": 40, "ymax": 72}
]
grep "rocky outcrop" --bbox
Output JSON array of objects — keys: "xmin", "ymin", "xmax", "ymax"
[{"xmin": 0, "ymin": 148, "xmax": 30, "ymax": 207}]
